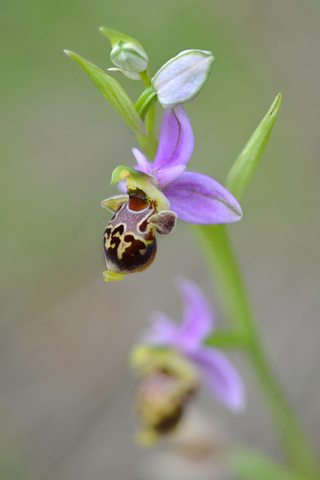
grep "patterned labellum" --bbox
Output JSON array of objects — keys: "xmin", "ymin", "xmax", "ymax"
[{"xmin": 103, "ymin": 190, "xmax": 157, "ymax": 274}]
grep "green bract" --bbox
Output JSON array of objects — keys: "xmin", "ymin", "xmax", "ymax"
[
  {"xmin": 63, "ymin": 50, "xmax": 147, "ymax": 136},
  {"xmin": 226, "ymin": 93, "xmax": 282, "ymax": 200}
]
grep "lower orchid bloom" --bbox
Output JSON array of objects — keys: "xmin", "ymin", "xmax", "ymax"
[
  {"xmin": 101, "ymin": 107, "xmax": 242, "ymax": 281},
  {"xmin": 130, "ymin": 278, "xmax": 245, "ymax": 444}
]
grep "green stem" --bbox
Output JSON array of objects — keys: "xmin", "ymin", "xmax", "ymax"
[
  {"xmin": 140, "ymin": 70, "xmax": 156, "ymax": 136},
  {"xmin": 249, "ymin": 340, "xmax": 319, "ymax": 480},
  {"xmin": 145, "ymin": 104, "xmax": 156, "ymax": 137},
  {"xmin": 193, "ymin": 224, "xmax": 319, "ymax": 480},
  {"xmin": 193, "ymin": 225, "xmax": 256, "ymax": 336},
  {"xmin": 135, "ymin": 86, "xmax": 157, "ymax": 120},
  {"xmin": 136, "ymin": 132, "xmax": 158, "ymax": 159},
  {"xmin": 136, "ymin": 71, "xmax": 158, "ymax": 158}
]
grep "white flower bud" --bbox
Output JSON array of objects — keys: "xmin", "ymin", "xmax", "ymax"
[
  {"xmin": 110, "ymin": 41, "xmax": 149, "ymax": 73},
  {"xmin": 152, "ymin": 50, "xmax": 214, "ymax": 109},
  {"xmin": 100, "ymin": 27, "xmax": 149, "ymax": 80}
]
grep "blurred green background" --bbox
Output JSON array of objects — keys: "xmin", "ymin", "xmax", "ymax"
[{"xmin": 1, "ymin": 0, "xmax": 320, "ymax": 478}]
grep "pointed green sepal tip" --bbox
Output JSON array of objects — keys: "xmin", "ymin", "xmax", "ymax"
[
  {"xmin": 63, "ymin": 49, "xmax": 147, "ymax": 136},
  {"xmin": 99, "ymin": 27, "xmax": 140, "ymax": 48},
  {"xmin": 103, "ymin": 270, "xmax": 125, "ymax": 282},
  {"xmin": 99, "ymin": 27, "xmax": 121, "ymax": 46},
  {"xmin": 226, "ymin": 93, "xmax": 282, "ymax": 200},
  {"xmin": 110, "ymin": 165, "xmax": 148, "ymax": 185}
]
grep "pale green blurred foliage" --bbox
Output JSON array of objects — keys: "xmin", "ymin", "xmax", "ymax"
[{"xmin": 1, "ymin": 0, "xmax": 320, "ymax": 478}]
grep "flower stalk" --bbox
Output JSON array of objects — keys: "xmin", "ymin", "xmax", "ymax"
[{"xmin": 135, "ymin": 86, "xmax": 158, "ymax": 120}]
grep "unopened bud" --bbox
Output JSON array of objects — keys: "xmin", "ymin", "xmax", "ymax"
[
  {"xmin": 100, "ymin": 27, "xmax": 149, "ymax": 80},
  {"xmin": 152, "ymin": 49, "xmax": 214, "ymax": 108},
  {"xmin": 110, "ymin": 42, "xmax": 148, "ymax": 72}
]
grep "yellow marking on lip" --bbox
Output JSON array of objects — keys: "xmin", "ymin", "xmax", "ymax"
[{"xmin": 116, "ymin": 232, "xmax": 154, "ymax": 260}]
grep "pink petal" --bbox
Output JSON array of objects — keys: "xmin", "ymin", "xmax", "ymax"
[
  {"xmin": 162, "ymin": 172, "xmax": 243, "ymax": 224},
  {"xmin": 154, "ymin": 165, "xmax": 186, "ymax": 188},
  {"xmin": 132, "ymin": 148, "xmax": 152, "ymax": 175},
  {"xmin": 152, "ymin": 106, "xmax": 194, "ymax": 171},
  {"xmin": 191, "ymin": 349, "xmax": 245, "ymax": 412},
  {"xmin": 142, "ymin": 312, "xmax": 179, "ymax": 346},
  {"xmin": 174, "ymin": 278, "xmax": 214, "ymax": 352}
]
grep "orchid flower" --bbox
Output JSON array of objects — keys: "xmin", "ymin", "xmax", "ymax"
[
  {"xmin": 102, "ymin": 108, "xmax": 242, "ymax": 282},
  {"xmin": 139, "ymin": 277, "xmax": 245, "ymax": 412},
  {"xmin": 131, "ymin": 278, "xmax": 244, "ymax": 444}
]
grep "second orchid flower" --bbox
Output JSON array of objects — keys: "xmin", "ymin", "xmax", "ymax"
[{"xmin": 131, "ymin": 277, "xmax": 245, "ymax": 444}]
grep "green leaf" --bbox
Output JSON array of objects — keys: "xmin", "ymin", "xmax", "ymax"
[
  {"xmin": 229, "ymin": 448, "xmax": 306, "ymax": 480},
  {"xmin": 226, "ymin": 93, "xmax": 282, "ymax": 200},
  {"xmin": 64, "ymin": 50, "xmax": 146, "ymax": 137}
]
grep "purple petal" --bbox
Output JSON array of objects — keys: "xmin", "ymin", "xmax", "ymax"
[
  {"xmin": 142, "ymin": 312, "xmax": 179, "ymax": 346},
  {"xmin": 162, "ymin": 172, "xmax": 243, "ymax": 224},
  {"xmin": 152, "ymin": 106, "xmax": 194, "ymax": 171},
  {"xmin": 154, "ymin": 165, "xmax": 186, "ymax": 188},
  {"xmin": 132, "ymin": 148, "xmax": 152, "ymax": 175},
  {"xmin": 190, "ymin": 348, "xmax": 245, "ymax": 412},
  {"xmin": 173, "ymin": 278, "xmax": 214, "ymax": 352}
]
